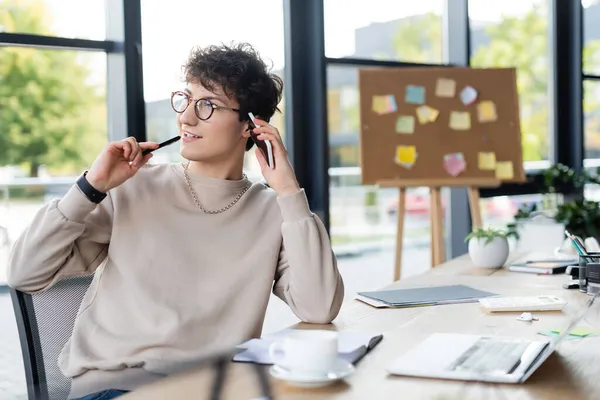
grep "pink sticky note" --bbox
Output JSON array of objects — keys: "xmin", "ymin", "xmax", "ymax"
[{"xmin": 443, "ymin": 153, "xmax": 467, "ymax": 176}]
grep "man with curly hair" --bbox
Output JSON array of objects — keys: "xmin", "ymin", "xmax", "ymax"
[{"xmin": 7, "ymin": 42, "xmax": 344, "ymax": 400}]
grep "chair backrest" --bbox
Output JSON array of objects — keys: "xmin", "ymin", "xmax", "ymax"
[{"xmin": 10, "ymin": 274, "xmax": 94, "ymax": 400}]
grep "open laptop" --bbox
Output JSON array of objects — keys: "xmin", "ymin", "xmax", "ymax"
[{"xmin": 387, "ymin": 292, "xmax": 599, "ymax": 383}]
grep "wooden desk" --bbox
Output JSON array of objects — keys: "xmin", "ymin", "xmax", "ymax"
[{"xmin": 121, "ymin": 255, "xmax": 600, "ymax": 400}]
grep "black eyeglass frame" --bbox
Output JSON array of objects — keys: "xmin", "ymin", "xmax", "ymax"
[{"xmin": 170, "ymin": 90, "xmax": 240, "ymax": 120}]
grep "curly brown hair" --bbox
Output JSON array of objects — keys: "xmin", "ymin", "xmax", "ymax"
[{"xmin": 183, "ymin": 42, "xmax": 284, "ymax": 150}]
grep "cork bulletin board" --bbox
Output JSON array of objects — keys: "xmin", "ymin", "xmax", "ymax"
[{"xmin": 358, "ymin": 67, "xmax": 525, "ymax": 186}]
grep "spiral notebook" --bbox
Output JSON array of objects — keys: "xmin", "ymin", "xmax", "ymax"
[{"xmin": 233, "ymin": 329, "xmax": 383, "ymax": 365}]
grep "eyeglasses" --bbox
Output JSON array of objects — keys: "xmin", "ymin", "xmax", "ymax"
[{"xmin": 171, "ymin": 91, "xmax": 239, "ymax": 120}]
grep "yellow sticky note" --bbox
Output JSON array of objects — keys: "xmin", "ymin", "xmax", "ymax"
[
  {"xmin": 428, "ymin": 107, "xmax": 439, "ymax": 122},
  {"xmin": 495, "ymin": 161, "xmax": 514, "ymax": 180},
  {"xmin": 416, "ymin": 107, "xmax": 429, "ymax": 124},
  {"xmin": 396, "ymin": 146, "xmax": 416, "ymax": 165},
  {"xmin": 449, "ymin": 111, "xmax": 471, "ymax": 130},
  {"xmin": 477, "ymin": 100, "xmax": 497, "ymax": 122},
  {"xmin": 478, "ymin": 152, "xmax": 496, "ymax": 170},
  {"xmin": 395, "ymin": 116, "xmax": 415, "ymax": 134},
  {"xmin": 372, "ymin": 94, "xmax": 397, "ymax": 115},
  {"xmin": 436, "ymin": 78, "xmax": 456, "ymax": 98},
  {"xmin": 416, "ymin": 105, "xmax": 439, "ymax": 124}
]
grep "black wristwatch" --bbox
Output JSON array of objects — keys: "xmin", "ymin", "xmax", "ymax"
[{"xmin": 76, "ymin": 171, "xmax": 107, "ymax": 204}]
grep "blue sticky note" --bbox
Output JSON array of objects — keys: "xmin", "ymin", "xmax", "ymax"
[{"xmin": 405, "ymin": 85, "xmax": 425, "ymax": 105}]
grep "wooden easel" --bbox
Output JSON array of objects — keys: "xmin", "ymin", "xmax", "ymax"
[{"xmin": 378, "ymin": 178, "xmax": 501, "ymax": 281}]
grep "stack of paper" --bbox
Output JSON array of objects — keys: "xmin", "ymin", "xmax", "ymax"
[
  {"xmin": 233, "ymin": 329, "xmax": 383, "ymax": 365},
  {"xmin": 356, "ymin": 284, "xmax": 497, "ymax": 308}
]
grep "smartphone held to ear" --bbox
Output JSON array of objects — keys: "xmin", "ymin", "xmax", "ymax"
[{"xmin": 248, "ymin": 112, "xmax": 274, "ymax": 169}]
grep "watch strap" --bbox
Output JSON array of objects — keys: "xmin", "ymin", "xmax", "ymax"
[{"xmin": 76, "ymin": 171, "xmax": 107, "ymax": 204}]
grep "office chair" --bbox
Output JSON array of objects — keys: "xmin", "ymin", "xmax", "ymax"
[
  {"xmin": 10, "ymin": 273, "xmax": 274, "ymax": 400},
  {"xmin": 10, "ymin": 274, "xmax": 94, "ymax": 400}
]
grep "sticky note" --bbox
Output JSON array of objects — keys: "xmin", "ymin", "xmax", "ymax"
[
  {"xmin": 416, "ymin": 105, "xmax": 439, "ymax": 124},
  {"xmin": 428, "ymin": 107, "xmax": 439, "ymax": 122},
  {"xmin": 395, "ymin": 115, "xmax": 415, "ymax": 134},
  {"xmin": 495, "ymin": 161, "xmax": 514, "ymax": 180},
  {"xmin": 538, "ymin": 330, "xmax": 579, "ymax": 340},
  {"xmin": 449, "ymin": 111, "xmax": 471, "ymax": 130},
  {"xmin": 435, "ymin": 78, "xmax": 456, "ymax": 98},
  {"xmin": 443, "ymin": 153, "xmax": 466, "ymax": 177},
  {"xmin": 460, "ymin": 86, "xmax": 478, "ymax": 105},
  {"xmin": 551, "ymin": 327, "xmax": 598, "ymax": 337},
  {"xmin": 478, "ymin": 152, "xmax": 496, "ymax": 170},
  {"xmin": 372, "ymin": 95, "xmax": 397, "ymax": 115},
  {"xmin": 396, "ymin": 146, "xmax": 417, "ymax": 168},
  {"xmin": 405, "ymin": 85, "xmax": 425, "ymax": 104},
  {"xmin": 477, "ymin": 100, "xmax": 497, "ymax": 122}
]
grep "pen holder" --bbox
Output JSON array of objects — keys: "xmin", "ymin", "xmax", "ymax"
[{"xmin": 578, "ymin": 253, "xmax": 600, "ymax": 294}]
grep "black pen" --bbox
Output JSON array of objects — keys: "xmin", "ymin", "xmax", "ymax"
[{"xmin": 142, "ymin": 136, "xmax": 181, "ymax": 156}]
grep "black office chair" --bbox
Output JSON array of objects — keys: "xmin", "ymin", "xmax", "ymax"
[{"xmin": 10, "ymin": 274, "xmax": 94, "ymax": 400}]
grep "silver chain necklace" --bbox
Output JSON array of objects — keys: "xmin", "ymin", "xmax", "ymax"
[{"xmin": 182, "ymin": 162, "xmax": 250, "ymax": 214}]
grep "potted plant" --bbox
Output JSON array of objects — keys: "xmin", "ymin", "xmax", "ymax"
[
  {"xmin": 510, "ymin": 163, "xmax": 600, "ymax": 241},
  {"xmin": 465, "ymin": 227, "xmax": 514, "ymax": 268}
]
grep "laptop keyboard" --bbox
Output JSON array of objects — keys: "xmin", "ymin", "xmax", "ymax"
[{"xmin": 449, "ymin": 337, "xmax": 529, "ymax": 375}]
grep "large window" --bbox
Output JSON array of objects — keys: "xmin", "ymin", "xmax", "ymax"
[
  {"xmin": 583, "ymin": 0, "xmax": 600, "ymax": 76},
  {"xmin": 324, "ymin": 0, "xmax": 444, "ymax": 63},
  {"xmin": 140, "ymin": 0, "xmax": 285, "ymax": 180},
  {"xmin": 469, "ymin": 0, "xmax": 552, "ymax": 164},
  {"xmin": 0, "ymin": 17, "xmax": 107, "ymax": 286},
  {"xmin": 585, "ymin": 81, "xmax": 600, "ymax": 160},
  {"xmin": 0, "ymin": 2, "xmax": 113, "ymax": 398},
  {"xmin": 0, "ymin": 0, "xmax": 106, "ymax": 40},
  {"xmin": 325, "ymin": 0, "xmax": 446, "ymax": 278},
  {"xmin": 583, "ymin": 0, "xmax": 600, "ymax": 160}
]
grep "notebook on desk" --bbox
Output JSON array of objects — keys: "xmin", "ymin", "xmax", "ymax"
[
  {"xmin": 356, "ymin": 284, "xmax": 497, "ymax": 308},
  {"xmin": 506, "ymin": 260, "xmax": 575, "ymax": 275},
  {"xmin": 233, "ymin": 329, "xmax": 383, "ymax": 365}
]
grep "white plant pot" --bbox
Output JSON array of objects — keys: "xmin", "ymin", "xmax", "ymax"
[{"xmin": 468, "ymin": 237, "xmax": 509, "ymax": 268}]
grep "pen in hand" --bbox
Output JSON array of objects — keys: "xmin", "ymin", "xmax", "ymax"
[{"xmin": 142, "ymin": 136, "xmax": 181, "ymax": 156}]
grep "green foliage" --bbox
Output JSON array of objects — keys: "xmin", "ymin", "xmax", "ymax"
[
  {"xmin": 510, "ymin": 163, "xmax": 600, "ymax": 239},
  {"xmin": 465, "ymin": 227, "xmax": 514, "ymax": 245},
  {"xmin": 543, "ymin": 163, "xmax": 600, "ymax": 192},
  {"xmin": 554, "ymin": 199, "xmax": 600, "ymax": 239},
  {"xmin": 0, "ymin": 0, "xmax": 106, "ymax": 177},
  {"xmin": 392, "ymin": 13, "xmax": 442, "ymax": 63},
  {"xmin": 470, "ymin": 2, "xmax": 549, "ymax": 161}
]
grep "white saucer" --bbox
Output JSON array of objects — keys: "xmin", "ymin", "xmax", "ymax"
[{"xmin": 269, "ymin": 358, "xmax": 355, "ymax": 388}]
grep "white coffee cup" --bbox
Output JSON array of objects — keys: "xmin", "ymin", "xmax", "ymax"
[{"xmin": 268, "ymin": 330, "xmax": 339, "ymax": 376}]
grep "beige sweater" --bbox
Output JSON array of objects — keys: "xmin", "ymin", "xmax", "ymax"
[{"xmin": 7, "ymin": 163, "xmax": 344, "ymax": 398}]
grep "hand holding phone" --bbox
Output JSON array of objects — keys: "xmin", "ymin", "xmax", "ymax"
[{"xmin": 248, "ymin": 112, "xmax": 274, "ymax": 169}]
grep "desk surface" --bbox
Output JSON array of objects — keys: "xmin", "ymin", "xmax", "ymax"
[{"xmin": 121, "ymin": 255, "xmax": 600, "ymax": 400}]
